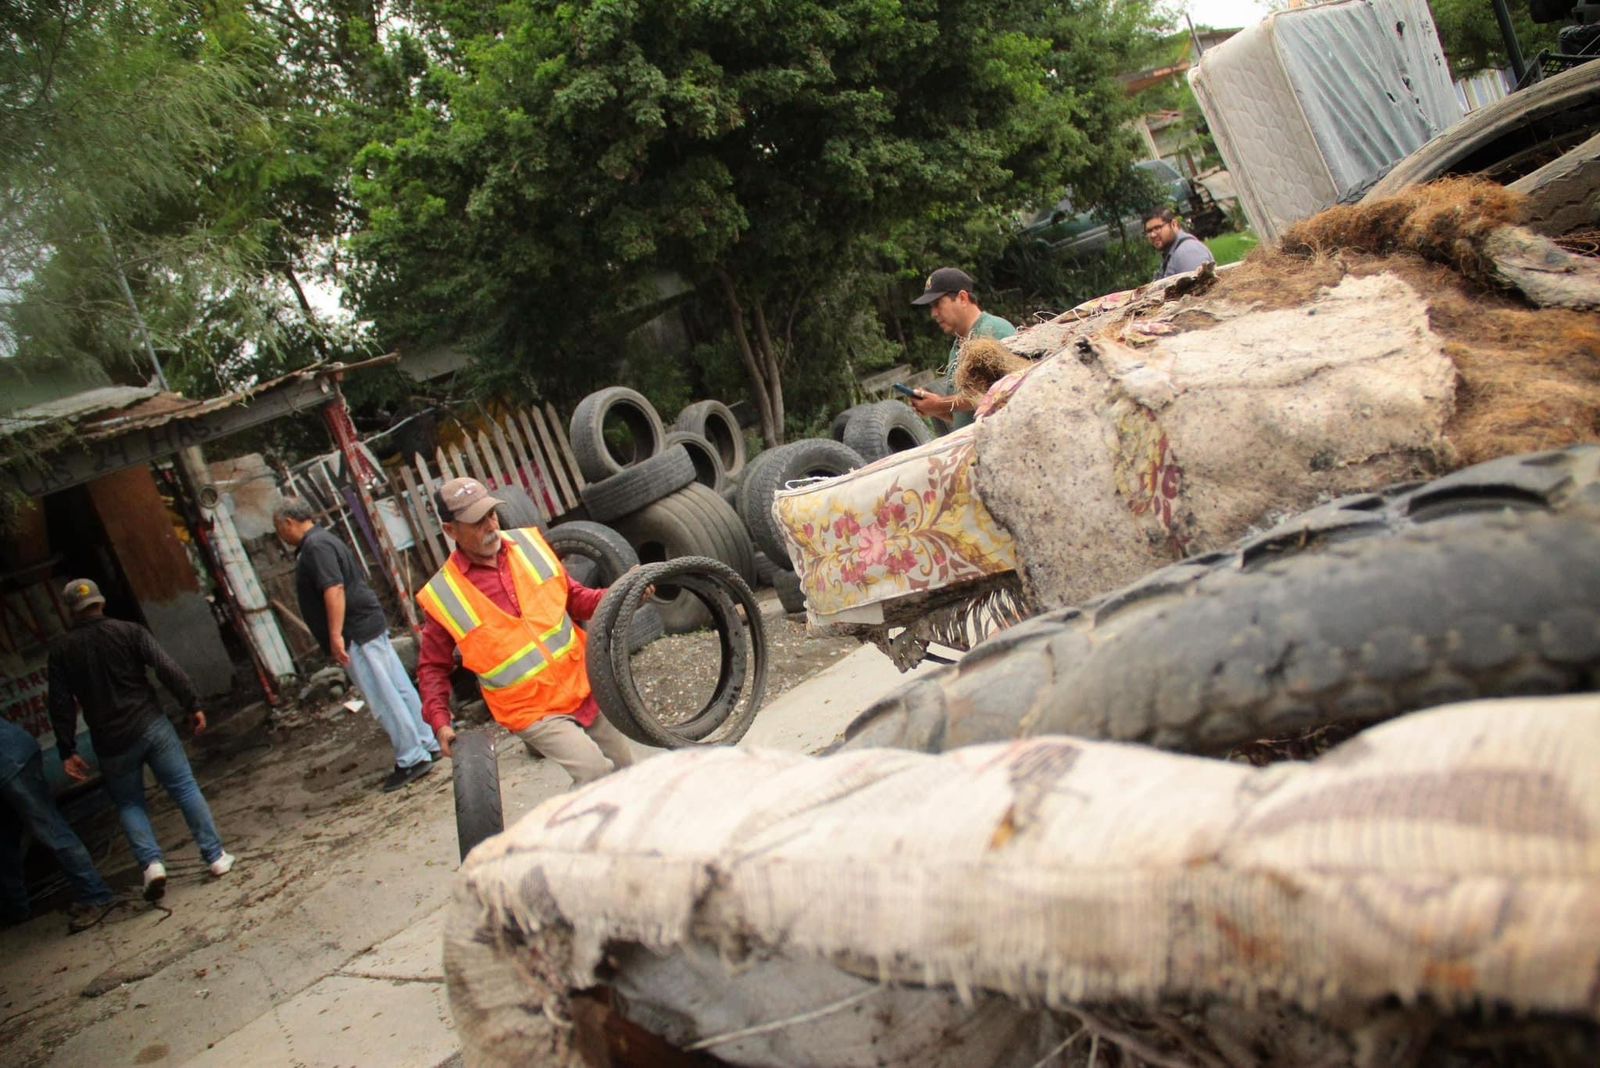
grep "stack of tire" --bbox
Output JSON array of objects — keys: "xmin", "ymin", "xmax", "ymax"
[{"xmin": 570, "ymin": 388, "xmax": 757, "ymax": 634}]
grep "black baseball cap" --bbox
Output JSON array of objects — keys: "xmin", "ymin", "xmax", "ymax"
[{"xmin": 911, "ymin": 267, "xmax": 977, "ymax": 306}]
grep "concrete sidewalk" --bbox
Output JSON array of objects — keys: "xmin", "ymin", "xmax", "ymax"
[{"xmin": 50, "ymin": 642, "xmax": 926, "ymax": 1068}]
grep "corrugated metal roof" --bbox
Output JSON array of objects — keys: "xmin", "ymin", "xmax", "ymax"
[{"xmin": 0, "ymin": 384, "xmax": 162, "ymax": 439}]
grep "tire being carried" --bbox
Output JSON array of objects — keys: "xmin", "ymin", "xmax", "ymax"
[
  {"xmin": 452, "ymin": 729, "xmax": 504, "ymax": 862},
  {"xmin": 586, "ymin": 556, "xmax": 769, "ymax": 749},
  {"xmin": 841, "ymin": 446, "xmax": 1600, "ymax": 759},
  {"xmin": 544, "ymin": 519, "xmax": 665, "ymax": 651}
]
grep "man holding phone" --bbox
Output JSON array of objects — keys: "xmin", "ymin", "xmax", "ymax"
[{"xmin": 908, "ymin": 267, "xmax": 1015, "ymax": 433}]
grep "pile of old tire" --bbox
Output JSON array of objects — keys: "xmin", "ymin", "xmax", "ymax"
[
  {"xmin": 840, "ymin": 445, "xmax": 1600, "ymax": 760},
  {"xmin": 736, "ymin": 438, "xmax": 866, "ymax": 616},
  {"xmin": 832, "ymin": 399, "xmax": 933, "ymax": 463},
  {"xmin": 586, "ymin": 557, "xmax": 768, "ymax": 749},
  {"xmin": 570, "ymin": 388, "xmax": 758, "ymax": 632}
]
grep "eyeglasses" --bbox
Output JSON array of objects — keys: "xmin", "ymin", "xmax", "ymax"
[{"xmin": 1144, "ymin": 223, "xmax": 1167, "ymax": 236}]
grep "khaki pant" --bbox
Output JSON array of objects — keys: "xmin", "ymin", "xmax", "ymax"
[{"xmin": 516, "ymin": 713, "xmax": 635, "ymax": 786}]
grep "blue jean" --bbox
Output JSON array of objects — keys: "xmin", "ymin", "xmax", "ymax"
[
  {"xmin": 345, "ymin": 633, "xmax": 437, "ymax": 769},
  {"xmin": 98, "ymin": 717, "xmax": 224, "ymax": 869},
  {"xmin": 0, "ymin": 753, "xmax": 116, "ymax": 913}
]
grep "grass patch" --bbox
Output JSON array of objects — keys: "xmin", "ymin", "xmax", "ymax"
[{"xmin": 1206, "ymin": 230, "xmax": 1259, "ymax": 266}]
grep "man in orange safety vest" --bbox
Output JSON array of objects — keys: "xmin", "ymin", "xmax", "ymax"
[{"xmin": 416, "ymin": 477, "xmax": 636, "ymax": 786}]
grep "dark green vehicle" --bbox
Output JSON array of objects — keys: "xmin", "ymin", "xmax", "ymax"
[{"xmin": 1019, "ymin": 159, "xmax": 1225, "ymax": 257}]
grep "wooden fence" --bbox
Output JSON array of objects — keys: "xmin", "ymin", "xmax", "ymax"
[{"xmin": 386, "ymin": 402, "xmax": 589, "ymax": 574}]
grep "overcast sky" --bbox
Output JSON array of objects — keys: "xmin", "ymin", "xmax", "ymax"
[{"xmin": 1181, "ymin": 0, "xmax": 1273, "ymax": 31}]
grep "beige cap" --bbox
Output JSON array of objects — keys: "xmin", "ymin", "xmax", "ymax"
[{"xmin": 434, "ymin": 477, "xmax": 503, "ymax": 524}]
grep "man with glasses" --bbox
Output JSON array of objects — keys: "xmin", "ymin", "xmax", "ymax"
[
  {"xmin": 907, "ymin": 267, "xmax": 1016, "ymax": 433},
  {"xmin": 1146, "ymin": 208, "xmax": 1215, "ymax": 281}
]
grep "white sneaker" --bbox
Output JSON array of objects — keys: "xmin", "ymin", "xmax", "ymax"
[
  {"xmin": 208, "ymin": 852, "xmax": 236, "ymax": 877},
  {"xmin": 142, "ymin": 861, "xmax": 167, "ymax": 902}
]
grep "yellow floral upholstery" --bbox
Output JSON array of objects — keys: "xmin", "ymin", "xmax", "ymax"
[{"xmin": 772, "ymin": 430, "xmax": 1018, "ymax": 617}]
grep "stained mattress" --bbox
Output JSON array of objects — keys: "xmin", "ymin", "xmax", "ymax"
[{"xmin": 1190, "ymin": 0, "xmax": 1460, "ymax": 241}]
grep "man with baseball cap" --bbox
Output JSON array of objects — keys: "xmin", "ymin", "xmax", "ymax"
[
  {"xmin": 47, "ymin": 578, "xmax": 234, "ymax": 902},
  {"xmin": 275, "ymin": 497, "xmax": 438, "ymax": 793},
  {"xmin": 906, "ymin": 267, "xmax": 1016, "ymax": 432},
  {"xmin": 415, "ymin": 478, "xmax": 636, "ymax": 787}
]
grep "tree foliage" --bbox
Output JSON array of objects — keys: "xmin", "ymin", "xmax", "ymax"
[
  {"xmin": 1428, "ymin": 0, "xmax": 1558, "ymax": 77},
  {"xmin": 349, "ymin": 0, "xmax": 1154, "ymax": 442}
]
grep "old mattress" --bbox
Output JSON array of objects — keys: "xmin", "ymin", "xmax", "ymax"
[{"xmin": 1190, "ymin": 0, "xmax": 1460, "ymax": 241}]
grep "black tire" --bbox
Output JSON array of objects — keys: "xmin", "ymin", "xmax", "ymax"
[
  {"xmin": 494, "ymin": 485, "xmax": 543, "ymax": 529},
  {"xmin": 578, "ymin": 444, "xmax": 696, "ymax": 523},
  {"xmin": 773, "ymin": 570, "xmax": 806, "ymax": 614},
  {"xmin": 664, "ymin": 482, "xmax": 758, "ymax": 586},
  {"xmin": 568, "ymin": 387, "xmax": 665, "ymax": 483},
  {"xmin": 587, "ymin": 557, "xmax": 768, "ymax": 748},
  {"xmin": 840, "ymin": 400, "xmax": 933, "ymax": 463},
  {"xmin": 673, "ymin": 400, "xmax": 746, "ymax": 478},
  {"xmin": 614, "ymin": 499, "xmax": 724, "ymax": 632},
  {"xmin": 737, "ymin": 438, "xmax": 865, "ymax": 567},
  {"xmin": 452, "ymin": 730, "xmax": 504, "ymax": 862},
  {"xmin": 1365, "ymin": 62, "xmax": 1600, "ymax": 199},
  {"xmin": 840, "ymin": 446, "xmax": 1600, "ymax": 759},
  {"xmin": 545, "ymin": 519, "xmax": 640, "ymax": 588},
  {"xmin": 752, "ymin": 550, "xmax": 782, "ymax": 588},
  {"xmin": 628, "ymin": 603, "xmax": 665, "ymax": 652},
  {"xmin": 830, "ymin": 403, "xmax": 873, "ymax": 442},
  {"xmin": 661, "ymin": 430, "xmax": 727, "ymax": 496}
]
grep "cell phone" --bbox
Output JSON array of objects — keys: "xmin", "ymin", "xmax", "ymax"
[{"xmin": 892, "ymin": 383, "xmax": 920, "ymax": 399}]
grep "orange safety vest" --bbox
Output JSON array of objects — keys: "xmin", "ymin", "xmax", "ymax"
[{"xmin": 416, "ymin": 527, "xmax": 590, "ymax": 732}]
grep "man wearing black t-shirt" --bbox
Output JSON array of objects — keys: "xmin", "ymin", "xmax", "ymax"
[{"xmin": 274, "ymin": 498, "xmax": 438, "ymax": 792}]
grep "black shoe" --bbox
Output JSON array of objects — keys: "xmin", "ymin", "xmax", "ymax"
[
  {"xmin": 67, "ymin": 897, "xmax": 128, "ymax": 934},
  {"xmin": 381, "ymin": 760, "xmax": 434, "ymax": 792}
]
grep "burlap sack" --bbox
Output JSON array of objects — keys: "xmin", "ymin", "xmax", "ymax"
[{"xmin": 446, "ymin": 695, "xmax": 1600, "ymax": 1066}]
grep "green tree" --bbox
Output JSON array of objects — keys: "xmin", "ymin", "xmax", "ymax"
[
  {"xmin": 350, "ymin": 0, "xmax": 1153, "ymax": 444},
  {"xmin": 1427, "ymin": 0, "xmax": 1557, "ymax": 76}
]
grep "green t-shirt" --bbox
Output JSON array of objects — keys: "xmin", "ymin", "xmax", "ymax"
[{"xmin": 941, "ymin": 311, "xmax": 1017, "ymax": 431}]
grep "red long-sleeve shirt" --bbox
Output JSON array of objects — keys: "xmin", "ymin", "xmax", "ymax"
[{"xmin": 417, "ymin": 545, "xmax": 605, "ymax": 733}]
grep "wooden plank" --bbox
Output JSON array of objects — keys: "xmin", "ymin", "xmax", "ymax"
[
  {"xmin": 489, "ymin": 419, "xmax": 523, "ymax": 493},
  {"xmin": 460, "ymin": 432, "xmax": 490, "ymax": 487},
  {"xmin": 493, "ymin": 419, "xmax": 548, "ymax": 524},
  {"xmin": 433, "ymin": 446, "xmax": 455, "ymax": 482},
  {"xmin": 515, "ymin": 407, "xmax": 566, "ymax": 516},
  {"xmin": 499, "ymin": 416, "xmax": 536, "ymax": 496},
  {"xmin": 545, "ymin": 401, "xmax": 586, "ymax": 499},
  {"xmin": 527, "ymin": 405, "xmax": 576, "ymax": 509},
  {"xmin": 447, "ymin": 442, "xmax": 470, "ymax": 486},
  {"xmin": 397, "ymin": 462, "xmax": 444, "ymax": 570},
  {"xmin": 476, "ymin": 429, "xmax": 507, "ymax": 491},
  {"xmin": 414, "ymin": 450, "xmax": 454, "ymax": 563}
]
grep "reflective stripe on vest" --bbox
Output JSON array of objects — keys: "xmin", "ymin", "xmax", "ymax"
[
  {"xmin": 477, "ymin": 614, "xmax": 579, "ymax": 692},
  {"xmin": 420, "ymin": 567, "xmax": 482, "ymax": 642},
  {"xmin": 503, "ymin": 528, "xmax": 558, "ymax": 583}
]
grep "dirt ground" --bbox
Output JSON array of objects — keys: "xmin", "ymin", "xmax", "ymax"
[{"xmin": 0, "ymin": 596, "xmax": 879, "ymax": 1068}]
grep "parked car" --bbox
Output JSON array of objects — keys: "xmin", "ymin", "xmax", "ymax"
[{"xmin": 1019, "ymin": 159, "xmax": 1224, "ymax": 256}]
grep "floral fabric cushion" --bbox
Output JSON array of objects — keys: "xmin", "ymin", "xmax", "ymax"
[{"xmin": 773, "ymin": 429, "xmax": 1017, "ymax": 617}]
